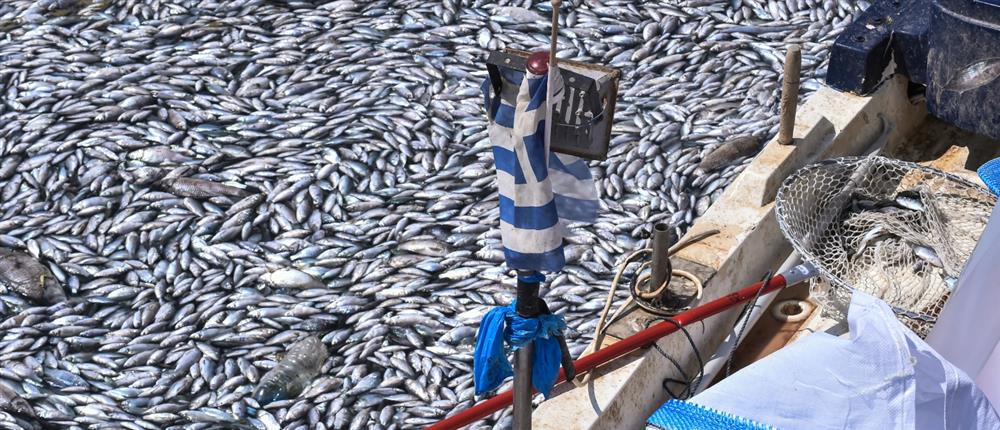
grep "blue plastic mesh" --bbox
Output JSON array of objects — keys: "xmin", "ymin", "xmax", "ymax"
[
  {"xmin": 647, "ymin": 400, "xmax": 776, "ymax": 430},
  {"xmin": 978, "ymin": 157, "xmax": 1000, "ymax": 196}
]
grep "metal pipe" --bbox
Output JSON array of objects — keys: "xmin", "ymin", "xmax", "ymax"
[
  {"xmin": 512, "ymin": 272, "xmax": 542, "ymax": 430},
  {"xmin": 425, "ymin": 263, "xmax": 819, "ymax": 430},
  {"xmin": 515, "ymin": 276, "xmax": 541, "ymax": 316},
  {"xmin": 549, "ymin": 0, "xmax": 560, "ymax": 69},
  {"xmin": 538, "ymin": 299, "xmax": 577, "ymax": 382},
  {"xmin": 512, "ymin": 343, "xmax": 535, "ymax": 430},
  {"xmin": 512, "ymin": 5, "xmax": 563, "ymax": 428},
  {"xmin": 778, "ymin": 44, "xmax": 802, "ymax": 145},
  {"xmin": 650, "ymin": 222, "xmax": 677, "ymax": 298},
  {"xmin": 556, "ymin": 335, "xmax": 576, "ymax": 382}
]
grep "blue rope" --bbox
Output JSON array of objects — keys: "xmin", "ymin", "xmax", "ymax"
[{"xmin": 473, "ymin": 301, "xmax": 566, "ymax": 398}]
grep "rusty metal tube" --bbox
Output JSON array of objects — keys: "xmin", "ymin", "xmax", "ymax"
[
  {"xmin": 778, "ymin": 44, "xmax": 802, "ymax": 145},
  {"xmin": 650, "ymin": 223, "xmax": 676, "ymax": 294}
]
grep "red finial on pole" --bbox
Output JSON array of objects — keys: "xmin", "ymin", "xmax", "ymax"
[
  {"xmin": 527, "ymin": 51, "xmax": 549, "ymax": 75},
  {"xmin": 528, "ymin": 0, "xmax": 561, "ymax": 76}
]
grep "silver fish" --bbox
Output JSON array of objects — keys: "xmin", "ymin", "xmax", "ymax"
[
  {"xmin": 913, "ymin": 244, "xmax": 943, "ymax": 268},
  {"xmin": 253, "ymin": 336, "xmax": 329, "ymax": 404},
  {"xmin": 0, "ymin": 248, "xmax": 65, "ymax": 303}
]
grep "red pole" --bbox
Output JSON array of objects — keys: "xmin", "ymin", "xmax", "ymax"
[{"xmin": 426, "ymin": 272, "xmax": 795, "ymax": 430}]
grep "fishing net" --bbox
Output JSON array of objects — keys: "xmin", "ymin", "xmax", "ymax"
[{"xmin": 775, "ymin": 155, "xmax": 997, "ymax": 337}]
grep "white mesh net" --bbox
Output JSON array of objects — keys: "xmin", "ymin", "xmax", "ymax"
[{"xmin": 775, "ymin": 155, "xmax": 997, "ymax": 336}]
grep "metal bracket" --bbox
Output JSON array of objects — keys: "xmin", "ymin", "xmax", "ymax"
[{"xmin": 485, "ymin": 49, "xmax": 620, "ymax": 160}]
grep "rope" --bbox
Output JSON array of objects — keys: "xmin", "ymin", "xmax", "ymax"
[
  {"xmin": 651, "ymin": 317, "xmax": 705, "ymax": 400},
  {"xmin": 575, "ymin": 229, "xmax": 720, "ymax": 385},
  {"xmin": 634, "ymin": 268, "xmax": 703, "ymax": 300},
  {"xmin": 587, "ymin": 248, "xmax": 649, "ymax": 361},
  {"xmin": 723, "ymin": 271, "xmax": 774, "ymax": 378}
]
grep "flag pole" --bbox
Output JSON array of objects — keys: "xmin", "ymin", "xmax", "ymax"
[
  {"xmin": 512, "ymin": 3, "xmax": 561, "ymax": 430},
  {"xmin": 544, "ymin": 0, "xmax": 576, "ymax": 387},
  {"xmin": 549, "ymin": 0, "xmax": 559, "ymax": 69},
  {"xmin": 545, "ymin": 0, "xmax": 560, "ymax": 157},
  {"xmin": 512, "ymin": 272, "xmax": 541, "ymax": 430}
]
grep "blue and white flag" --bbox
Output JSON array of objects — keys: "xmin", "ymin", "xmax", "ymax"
[{"xmin": 482, "ymin": 65, "xmax": 599, "ymax": 273}]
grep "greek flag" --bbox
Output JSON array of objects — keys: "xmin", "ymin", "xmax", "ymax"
[{"xmin": 482, "ymin": 64, "xmax": 599, "ymax": 273}]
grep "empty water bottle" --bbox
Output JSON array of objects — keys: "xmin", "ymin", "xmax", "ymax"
[{"xmin": 253, "ymin": 336, "xmax": 328, "ymax": 404}]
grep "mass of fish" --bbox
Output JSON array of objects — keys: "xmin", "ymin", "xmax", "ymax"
[{"xmin": 0, "ymin": 0, "xmax": 868, "ymax": 428}]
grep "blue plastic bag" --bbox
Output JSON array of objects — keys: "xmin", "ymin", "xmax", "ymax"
[{"xmin": 473, "ymin": 302, "xmax": 566, "ymax": 398}]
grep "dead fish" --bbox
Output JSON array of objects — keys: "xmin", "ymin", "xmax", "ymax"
[
  {"xmin": 945, "ymin": 58, "xmax": 1000, "ymax": 93},
  {"xmin": 160, "ymin": 177, "xmax": 250, "ymax": 199},
  {"xmin": 397, "ymin": 239, "xmax": 452, "ymax": 257},
  {"xmin": 494, "ymin": 6, "xmax": 545, "ymax": 23},
  {"xmin": 912, "ymin": 244, "xmax": 943, "ymax": 268},
  {"xmin": 894, "ymin": 190, "xmax": 924, "ymax": 212},
  {"xmin": 253, "ymin": 336, "xmax": 328, "ymax": 404},
  {"xmin": 262, "ymin": 268, "xmax": 325, "ymax": 289},
  {"xmin": 695, "ymin": 135, "xmax": 759, "ymax": 174},
  {"xmin": 128, "ymin": 146, "xmax": 194, "ymax": 165},
  {"xmin": 120, "ymin": 165, "xmax": 168, "ymax": 185},
  {"xmin": 0, "ymin": 248, "xmax": 65, "ymax": 303},
  {"xmin": 871, "ymin": 190, "xmax": 924, "ymax": 212},
  {"xmin": 0, "ymin": 384, "xmax": 33, "ymax": 418},
  {"xmin": 0, "ymin": 156, "xmax": 22, "ymax": 180},
  {"xmin": 852, "ymin": 225, "xmax": 890, "ymax": 259}
]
